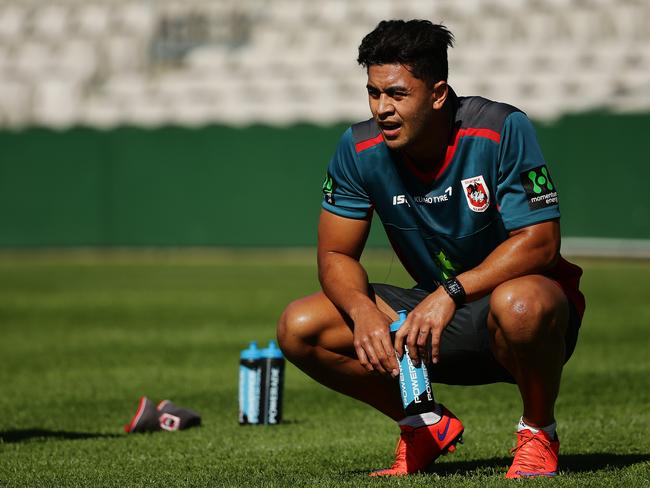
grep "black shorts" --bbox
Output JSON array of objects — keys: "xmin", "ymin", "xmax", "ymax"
[{"xmin": 371, "ymin": 283, "xmax": 582, "ymax": 386}]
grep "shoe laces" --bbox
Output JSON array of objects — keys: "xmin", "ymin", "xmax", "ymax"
[{"xmin": 510, "ymin": 430, "xmax": 555, "ymax": 466}]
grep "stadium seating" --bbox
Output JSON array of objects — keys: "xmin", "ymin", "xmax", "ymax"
[{"xmin": 0, "ymin": 0, "xmax": 648, "ymax": 128}]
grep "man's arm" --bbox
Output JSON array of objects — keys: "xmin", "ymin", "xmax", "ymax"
[
  {"xmin": 395, "ymin": 220, "xmax": 561, "ymax": 364},
  {"xmin": 317, "ymin": 209, "xmax": 399, "ymax": 377}
]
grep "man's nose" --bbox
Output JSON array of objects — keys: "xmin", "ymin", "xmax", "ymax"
[{"xmin": 377, "ymin": 94, "xmax": 394, "ymax": 117}]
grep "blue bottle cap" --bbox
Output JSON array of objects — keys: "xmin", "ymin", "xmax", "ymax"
[
  {"xmin": 389, "ymin": 310, "xmax": 408, "ymax": 332},
  {"xmin": 262, "ymin": 340, "xmax": 284, "ymax": 359},
  {"xmin": 240, "ymin": 341, "xmax": 261, "ymax": 360}
]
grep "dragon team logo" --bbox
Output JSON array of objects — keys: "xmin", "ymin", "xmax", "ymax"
[{"xmin": 461, "ymin": 175, "xmax": 490, "ymax": 212}]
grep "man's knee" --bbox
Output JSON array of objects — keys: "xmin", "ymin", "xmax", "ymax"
[
  {"xmin": 277, "ymin": 298, "xmax": 319, "ymax": 360},
  {"xmin": 488, "ymin": 277, "xmax": 568, "ymax": 346}
]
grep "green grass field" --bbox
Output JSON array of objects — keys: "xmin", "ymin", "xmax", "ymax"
[{"xmin": 0, "ymin": 250, "xmax": 648, "ymax": 487}]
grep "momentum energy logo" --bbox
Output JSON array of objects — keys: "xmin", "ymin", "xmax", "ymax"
[
  {"xmin": 322, "ymin": 172, "xmax": 337, "ymax": 205},
  {"xmin": 520, "ymin": 165, "xmax": 558, "ymax": 210}
]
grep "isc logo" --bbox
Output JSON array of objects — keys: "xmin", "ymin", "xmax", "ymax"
[{"xmin": 392, "ymin": 195, "xmax": 410, "ymax": 206}]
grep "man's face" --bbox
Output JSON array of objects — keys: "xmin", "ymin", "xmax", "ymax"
[{"xmin": 366, "ymin": 63, "xmax": 436, "ymax": 152}]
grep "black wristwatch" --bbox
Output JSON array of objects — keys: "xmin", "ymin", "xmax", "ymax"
[{"xmin": 441, "ymin": 277, "xmax": 466, "ymax": 307}]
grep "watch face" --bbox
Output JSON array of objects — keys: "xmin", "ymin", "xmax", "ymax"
[{"xmin": 444, "ymin": 278, "xmax": 465, "ymax": 305}]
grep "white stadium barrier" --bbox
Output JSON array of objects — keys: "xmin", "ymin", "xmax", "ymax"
[{"xmin": 0, "ymin": 0, "xmax": 647, "ymax": 128}]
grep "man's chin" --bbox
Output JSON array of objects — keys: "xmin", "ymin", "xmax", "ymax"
[{"xmin": 383, "ymin": 137, "xmax": 406, "ymax": 151}]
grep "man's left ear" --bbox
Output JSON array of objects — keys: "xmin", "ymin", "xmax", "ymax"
[{"xmin": 432, "ymin": 81, "xmax": 448, "ymax": 110}]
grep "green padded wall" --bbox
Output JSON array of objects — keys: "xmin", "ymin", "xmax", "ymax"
[
  {"xmin": 534, "ymin": 112, "xmax": 649, "ymax": 241},
  {"xmin": 0, "ymin": 112, "xmax": 648, "ymax": 247}
]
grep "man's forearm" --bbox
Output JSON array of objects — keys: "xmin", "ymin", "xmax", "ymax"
[
  {"xmin": 456, "ymin": 221, "xmax": 560, "ymax": 302},
  {"xmin": 318, "ymin": 251, "xmax": 378, "ymax": 322}
]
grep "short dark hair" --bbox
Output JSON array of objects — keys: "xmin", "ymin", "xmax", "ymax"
[{"xmin": 357, "ymin": 20, "xmax": 454, "ymax": 85}]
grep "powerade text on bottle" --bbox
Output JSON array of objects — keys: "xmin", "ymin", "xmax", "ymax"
[
  {"xmin": 390, "ymin": 311, "xmax": 436, "ymax": 416},
  {"xmin": 239, "ymin": 341, "xmax": 262, "ymax": 425},
  {"xmin": 260, "ymin": 340, "xmax": 285, "ymax": 425}
]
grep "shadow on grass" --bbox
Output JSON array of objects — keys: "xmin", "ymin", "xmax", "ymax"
[
  {"xmin": 430, "ymin": 453, "xmax": 650, "ymax": 476},
  {"xmin": 561, "ymin": 453, "xmax": 650, "ymax": 473},
  {"xmin": 0, "ymin": 429, "xmax": 122, "ymax": 444},
  {"xmin": 347, "ymin": 453, "xmax": 650, "ymax": 477}
]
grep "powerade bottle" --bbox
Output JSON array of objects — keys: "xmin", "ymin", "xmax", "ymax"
[
  {"xmin": 259, "ymin": 340, "xmax": 285, "ymax": 425},
  {"xmin": 390, "ymin": 311, "xmax": 436, "ymax": 415},
  {"xmin": 239, "ymin": 341, "xmax": 262, "ymax": 425}
]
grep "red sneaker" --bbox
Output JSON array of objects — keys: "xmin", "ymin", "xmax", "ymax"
[
  {"xmin": 506, "ymin": 429, "xmax": 559, "ymax": 478},
  {"xmin": 369, "ymin": 406, "xmax": 464, "ymax": 477}
]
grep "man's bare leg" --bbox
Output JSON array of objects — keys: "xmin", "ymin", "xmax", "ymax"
[
  {"xmin": 487, "ymin": 275, "xmax": 569, "ymax": 428},
  {"xmin": 277, "ymin": 291, "xmax": 404, "ymax": 421},
  {"xmin": 278, "ymin": 290, "xmax": 467, "ymax": 477}
]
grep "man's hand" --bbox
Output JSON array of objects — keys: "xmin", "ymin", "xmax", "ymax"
[
  {"xmin": 394, "ymin": 287, "xmax": 456, "ymax": 365},
  {"xmin": 316, "ymin": 210, "xmax": 400, "ymax": 377},
  {"xmin": 352, "ymin": 307, "xmax": 400, "ymax": 377}
]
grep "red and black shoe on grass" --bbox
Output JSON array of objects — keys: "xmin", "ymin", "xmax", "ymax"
[
  {"xmin": 157, "ymin": 399, "xmax": 201, "ymax": 431},
  {"xmin": 506, "ymin": 429, "xmax": 559, "ymax": 478},
  {"xmin": 124, "ymin": 396, "xmax": 161, "ymax": 433},
  {"xmin": 369, "ymin": 405, "xmax": 464, "ymax": 477}
]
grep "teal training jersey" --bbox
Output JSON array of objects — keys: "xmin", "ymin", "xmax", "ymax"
[{"xmin": 321, "ymin": 90, "xmax": 585, "ymax": 316}]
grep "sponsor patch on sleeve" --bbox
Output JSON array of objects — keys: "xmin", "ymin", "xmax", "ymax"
[
  {"xmin": 322, "ymin": 172, "xmax": 337, "ymax": 205},
  {"xmin": 520, "ymin": 165, "xmax": 558, "ymax": 210}
]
